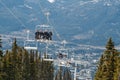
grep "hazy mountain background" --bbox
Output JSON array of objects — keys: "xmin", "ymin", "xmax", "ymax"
[{"xmin": 0, "ymin": 0, "xmax": 120, "ymax": 46}]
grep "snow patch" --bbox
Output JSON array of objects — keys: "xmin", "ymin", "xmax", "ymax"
[
  {"xmin": 73, "ymin": 30, "xmax": 94, "ymax": 40},
  {"xmin": 27, "ymin": 18, "xmax": 38, "ymax": 23},
  {"xmin": 48, "ymin": 0, "xmax": 55, "ymax": 3},
  {"xmin": 79, "ymin": 0, "xmax": 99, "ymax": 6},
  {"xmin": 24, "ymin": 4, "xmax": 32, "ymax": 9},
  {"xmin": 92, "ymin": 0, "xmax": 99, "ymax": 3},
  {"xmin": 73, "ymin": 34, "xmax": 91, "ymax": 40},
  {"xmin": 24, "ymin": 0, "xmax": 39, "ymax": 4},
  {"xmin": 104, "ymin": 3, "xmax": 112, "ymax": 6}
]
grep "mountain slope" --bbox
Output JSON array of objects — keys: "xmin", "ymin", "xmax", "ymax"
[{"xmin": 0, "ymin": 0, "xmax": 120, "ymax": 46}]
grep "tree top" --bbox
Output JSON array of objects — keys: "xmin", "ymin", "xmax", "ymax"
[{"xmin": 106, "ymin": 37, "xmax": 114, "ymax": 50}]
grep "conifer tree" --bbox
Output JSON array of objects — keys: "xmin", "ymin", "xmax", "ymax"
[
  {"xmin": 55, "ymin": 66, "xmax": 63, "ymax": 80},
  {"xmin": 94, "ymin": 38, "xmax": 119, "ymax": 80},
  {"xmin": 113, "ymin": 51, "xmax": 120, "ymax": 80},
  {"xmin": 40, "ymin": 59, "xmax": 54, "ymax": 80},
  {"xmin": 2, "ymin": 50, "xmax": 9, "ymax": 80},
  {"xmin": 16, "ymin": 47, "xmax": 24, "ymax": 80},
  {"xmin": 29, "ymin": 51, "xmax": 36, "ymax": 80},
  {"xmin": 0, "ymin": 35, "xmax": 3, "ymax": 79},
  {"xmin": 22, "ymin": 49, "xmax": 30, "ymax": 80},
  {"xmin": 34, "ymin": 51, "xmax": 41, "ymax": 80},
  {"xmin": 11, "ymin": 38, "xmax": 19, "ymax": 80},
  {"xmin": 55, "ymin": 67, "xmax": 72, "ymax": 80},
  {"xmin": 39, "ymin": 53, "xmax": 54, "ymax": 80},
  {"xmin": 2, "ymin": 50, "xmax": 14, "ymax": 80},
  {"xmin": 63, "ymin": 68, "xmax": 72, "ymax": 80},
  {"xmin": 0, "ymin": 35, "xmax": 3, "ymax": 58}
]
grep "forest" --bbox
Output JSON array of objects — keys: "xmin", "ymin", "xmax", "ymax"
[{"xmin": 0, "ymin": 38, "xmax": 72, "ymax": 80}]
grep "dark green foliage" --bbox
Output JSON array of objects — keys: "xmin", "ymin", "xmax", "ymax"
[
  {"xmin": 106, "ymin": 37, "xmax": 114, "ymax": 50},
  {"xmin": 94, "ymin": 38, "xmax": 120, "ymax": 80},
  {"xmin": 0, "ymin": 35, "xmax": 3, "ymax": 79},
  {"xmin": 55, "ymin": 67, "xmax": 63, "ymax": 80},
  {"xmin": 0, "ymin": 39, "xmax": 54, "ymax": 80},
  {"xmin": 55, "ymin": 66, "xmax": 72, "ymax": 80},
  {"xmin": 63, "ymin": 68, "xmax": 72, "ymax": 80},
  {"xmin": 0, "ymin": 35, "xmax": 2, "ymax": 57}
]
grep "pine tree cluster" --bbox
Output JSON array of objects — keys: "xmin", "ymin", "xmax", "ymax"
[
  {"xmin": 94, "ymin": 38, "xmax": 120, "ymax": 80},
  {"xmin": 0, "ymin": 39, "xmax": 54, "ymax": 80}
]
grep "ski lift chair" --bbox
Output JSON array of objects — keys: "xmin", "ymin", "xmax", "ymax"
[
  {"xmin": 57, "ymin": 48, "xmax": 68, "ymax": 59},
  {"xmin": 24, "ymin": 40, "xmax": 37, "ymax": 50},
  {"xmin": 43, "ymin": 53, "xmax": 54, "ymax": 61},
  {"xmin": 35, "ymin": 24, "xmax": 53, "ymax": 41}
]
